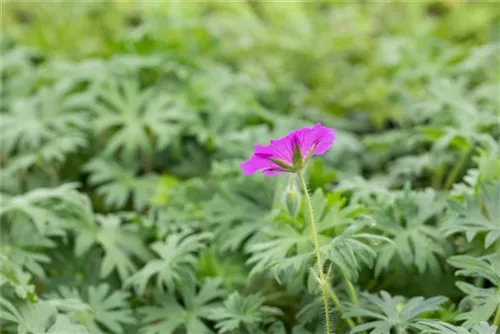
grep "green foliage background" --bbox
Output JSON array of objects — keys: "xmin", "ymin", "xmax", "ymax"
[{"xmin": 1, "ymin": 1, "xmax": 499, "ymax": 333}]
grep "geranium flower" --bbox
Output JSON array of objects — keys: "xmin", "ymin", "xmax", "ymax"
[{"xmin": 240, "ymin": 123, "xmax": 336, "ymax": 176}]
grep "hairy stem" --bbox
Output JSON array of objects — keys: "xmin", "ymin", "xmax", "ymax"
[
  {"xmin": 327, "ymin": 285, "xmax": 356, "ymax": 329},
  {"xmin": 298, "ymin": 171, "xmax": 332, "ymax": 334}
]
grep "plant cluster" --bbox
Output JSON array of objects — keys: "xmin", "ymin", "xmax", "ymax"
[{"xmin": 1, "ymin": 2, "xmax": 499, "ymax": 334}]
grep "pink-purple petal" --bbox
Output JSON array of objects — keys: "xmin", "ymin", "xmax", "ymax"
[
  {"xmin": 240, "ymin": 154, "xmax": 278, "ymax": 176},
  {"xmin": 240, "ymin": 123, "xmax": 336, "ymax": 176},
  {"xmin": 307, "ymin": 124, "xmax": 336, "ymax": 156}
]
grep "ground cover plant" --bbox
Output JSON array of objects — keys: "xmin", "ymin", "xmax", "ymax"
[{"xmin": 1, "ymin": 1, "xmax": 499, "ymax": 333}]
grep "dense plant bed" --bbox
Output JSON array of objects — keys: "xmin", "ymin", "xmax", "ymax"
[{"xmin": 1, "ymin": 2, "xmax": 499, "ymax": 333}]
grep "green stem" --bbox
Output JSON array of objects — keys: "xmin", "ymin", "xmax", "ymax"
[
  {"xmin": 39, "ymin": 162, "xmax": 59, "ymax": 185},
  {"xmin": 297, "ymin": 171, "xmax": 332, "ymax": 334},
  {"xmin": 432, "ymin": 164, "xmax": 444, "ymax": 189},
  {"xmin": 327, "ymin": 285, "xmax": 355, "ymax": 329},
  {"xmin": 246, "ymin": 0, "xmax": 267, "ymax": 21},
  {"xmin": 378, "ymin": 273, "xmax": 395, "ymax": 291},
  {"xmin": 396, "ymin": 327, "xmax": 407, "ymax": 334},
  {"xmin": 443, "ymin": 146, "xmax": 472, "ymax": 190},
  {"xmin": 345, "ymin": 278, "xmax": 362, "ymax": 324},
  {"xmin": 345, "ymin": 279, "xmax": 359, "ymax": 306},
  {"xmin": 493, "ymin": 303, "xmax": 500, "ymax": 327}
]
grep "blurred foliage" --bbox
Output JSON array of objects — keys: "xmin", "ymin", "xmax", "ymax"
[{"xmin": 1, "ymin": 1, "xmax": 499, "ymax": 333}]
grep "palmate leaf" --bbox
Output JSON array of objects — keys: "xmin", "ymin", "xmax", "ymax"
[
  {"xmin": 74, "ymin": 214, "xmax": 152, "ymax": 282},
  {"xmin": 247, "ymin": 190, "xmax": 386, "ymax": 282},
  {"xmin": 455, "ymin": 42, "xmax": 499, "ymax": 74},
  {"xmin": 416, "ymin": 320, "xmax": 498, "ymax": 334},
  {"xmin": 374, "ymin": 187, "xmax": 451, "ymax": 275},
  {"xmin": 1, "ymin": 131, "xmax": 87, "ymax": 184},
  {"xmin": 196, "ymin": 247, "xmax": 248, "ymax": 290},
  {"xmin": 0, "ymin": 184, "xmax": 93, "ymax": 299},
  {"xmin": 453, "ymin": 283, "xmax": 500, "ymax": 328},
  {"xmin": 49, "ymin": 284, "xmax": 135, "ymax": 334},
  {"xmin": 324, "ymin": 220, "xmax": 390, "ymax": 282},
  {"xmin": 0, "ymin": 46, "xmax": 40, "ymax": 111},
  {"xmin": 44, "ymin": 54, "xmax": 163, "ymax": 89},
  {"xmin": 0, "ymin": 80, "xmax": 91, "ymax": 156},
  {"xmin": 0, "ymin": 298, "xmax": 89, "ymax": 334},
  {"xmin": 0, "ymin": 183, "xmax": 94, "ymax": 235},
  {"xmin": 139, "ymin": 278, "xmax": 226, "ymax": 334},
  {"xmin": 336, "ymin": 175, "xmax": 394, "ymax": 206},
  {"xmin": 1, "ymin": 220, "xmax": 54, "ymax": 283},
  {"xmin": 448, "ymin": 255, "xmax": 500, "ymax": 286},
  {"xmin": 451, "ymin": 148, "xmax": 500, "ymax": 198},
  {"xmin": 246, "ymin": 224, "xmax": 311, "ymax": 278},
  {"xmin": 345, "ymin": 291, "xmax": 447, "ymax": 334},
  {"xmin": 217, "ymin": 125, "xmax": 273, "ymax": 162},
  {"xmin": 84, "ymin": 157, "xmax": 158, "ymax": 210},
  {"xmin": 447, "ymin": 254, "xmax": 500, "ymax": 327},
  {"xmin": 93, "ymin": 76, "xmax": 187, "ymax": 161},
  {"xmin": 205, "ymin": 175, "xmax": 275, "ymax": 252},
  {"xmin": 0, "ymin": 253, "xmax": 36, "ymax": 300},
  {"xmin": 389, "ymin": 153, "xmax": 432, "ymax": 181},
  {"xmin": 444, "ymin": 182, "xmax": 500, "ymax": 248},
  {"xmin": 417, "ymin": 80, "xmax": 499, "ymax": 161},
  {"xmin": 207, "ymin": 292, "xmax": 283, "ymax": 334},
  {"xmin": 125, "ymin": 231, "xmax": 213, "ymax": 295},
  {"xmin": 315, "ymin": 192, "xmax": 391, "ymax": 282},
  {"xmin": 183, "ymin": 66, "xmax": 263, "ymax": 151},
  {"xmin": 408, "ymin": 75, "xmax": 498, "ymax": 140}
]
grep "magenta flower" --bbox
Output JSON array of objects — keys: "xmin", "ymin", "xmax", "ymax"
[{"xmin": 240, "ymin": 123, "xmax": 336, "ymax": 176}]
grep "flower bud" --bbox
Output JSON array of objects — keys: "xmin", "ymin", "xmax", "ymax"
[{"xmin": 284, "ymin": 177, "xmax": 301, "ymax": 217}]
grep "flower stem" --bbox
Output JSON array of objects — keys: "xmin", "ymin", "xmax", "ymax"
[{"xmin": 297, "ymin": 171, "xmax": 332, "ymax": 334}]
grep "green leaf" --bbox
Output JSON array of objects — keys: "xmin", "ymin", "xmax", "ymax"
[
  {"xmin": 1, "ymin": 220, "xmax": 54, "ymax": 280},
  {"xmin": 207, "ymin": 292, "xmax": 283, "ymax": 334},
  {"xmin": 444, "ymin": 182, "xmax": 500, "ymax": 248},
  {"xmin": 125, "ymin": 231, "xmax": 213, "ymax": 295},
  {"xmin": 416, "ymin": 320, "xmax": 498, "ymax": 334},
  {"xmin": 84, "ymin": 157, "xmax": 158, "ymax": 210},
  {"xmin": 248, "ymin": 192, "xmax": 386, "ymax": 283},
  {"xmin": 205, "ymin": 175, "xmax": 275, "ymax": 252},
  {"xmin": 0, "ymin": 298, "xmax": 89, "ymax": 334},
  {"xmin": 0, "ymin": 183, "xmax": 94, "ymax": 235},
  {"xmin": 49, "ymin": 284, "xmax": 135, "ymax": 333},
  {"xmin": 93, "ymin": 76, "xmax": 187, "ymax": 161},
  {"xmin": 454, "ymin": 282, "xmax": 499, "ymax": 328},
  {"xmin": 139, "ymin": 278, "xmax": 226, "ymax": 334},
  {"xmin": 346, "ymin": 291, "xmax": 447, "ymax": 334},
  {"xmin": 448, "ymin": 255, "xmax": 500, "ymax": 286},
  {"xmin": 448, "ymin": 254, "xmax": 500, "ymax": 327},
  {"xmin": 74, "ymin": 214, "xmax": 152, "ymax": 282},
  {"xmin": 0, "ymin": 81, "xmax": 90, "ymax": 156},
  {"xmin": 374, "ymin": 188, "xmax": 450, "ymax": 275}
]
